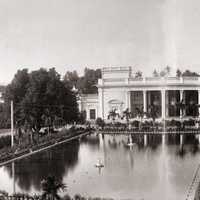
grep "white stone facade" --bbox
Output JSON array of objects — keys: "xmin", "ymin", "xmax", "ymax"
[
  {"xmin": 79, "ymin": 67, "xmax": 200, "ymax": 121},
  {"xmin": 78, "ymin": 94, "xmax": 99, "ymax": 121}
]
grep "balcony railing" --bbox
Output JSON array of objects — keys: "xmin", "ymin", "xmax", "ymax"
[{"xmin": 98, "ymin": 76, "xmax": 200, "ymax": 86}]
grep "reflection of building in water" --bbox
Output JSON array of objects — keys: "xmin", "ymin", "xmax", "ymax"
[{"xmin": 79, "ymin": 67, "xmax": 200, "ymax": 120}]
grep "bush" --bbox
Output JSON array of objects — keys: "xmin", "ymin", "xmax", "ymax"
[
  {"xmin": 95, "ymin": 118, "xmax": 105, "ymax": 129},
  {"xmin": 131, "ymin": 120, "xmax": 139, "ymax": 128},
  {"xmin": 0, "ymin": 135, "xmax": 11, "ymax": 149},
  {"xmin": 183, "ymin": 119, "xmax": 195, "ymax": 126}
]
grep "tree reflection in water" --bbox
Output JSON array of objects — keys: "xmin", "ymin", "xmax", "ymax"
[
  {"xmin": 2, "ymin": 133, "xmax": 200, "ymax": 199},
  {"xmin": 4, "ymin": 140, "xmax": 80, "ymax": 192},
  {"xmin": 176, "ymin": 145, "xmax": 186, "ymax": 158},
  {"xmin": 108, "ymin": 135, "xmax": 121, "ymax": 149}
]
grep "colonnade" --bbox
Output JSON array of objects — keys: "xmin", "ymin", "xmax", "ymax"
[{"xmin": 127, "ymin": 90, "xmax": 200, "ymax": 119}]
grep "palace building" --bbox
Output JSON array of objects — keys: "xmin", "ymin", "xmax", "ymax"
[{"xmin": 78, "ymin": 67, "xmax": 200, "ymax": 121}]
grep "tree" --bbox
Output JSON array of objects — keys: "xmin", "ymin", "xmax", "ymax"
[
  {"xmin": 4, "ymin": 68, "xmax": 79, "ymax": 139},
  {"xmin": 135, "ymin": 71, "xmax": 142, "ymax": 78},
  {"xmin": 107, "ymin": 109, "xmax": 120, "ymax": 121},
  {"xmin": 122, "ymin": 108, "xmax": 131, "ymax": 122},
  {"xmin": 41, "ymin": 176, "xmax": 66, "ymax": 200},
  {"xmin": 176, "ymin": 69, "xmax": 182, "ymax": 77},
  {"xmin": 77, "ymin": 68, "xmax": 101, "ymax": 94},
  {"xmin": 153, "ymin": 69, "xmax": 159, "ymax": 77},
  {"xmin": 152, "ymin": 66, "xmax": 171, "ymax": 78},
  {"xmin": 4, "ymin": 69, "xmax": 30, "ymax": 125},
  {"xmin": 95, "ymin": 117, "xmax": 105, "ymax": 129},
  {"xmin": 165, "ymin": 66, "xmax": 171, "ymax": 76},
  {"xmin": 148, "ymin": 105, "xmax": 159, "ymax": 122},
  {"xmin": 64, "ymin": 68, "xmax": 101, "ymax": 94},
  {"xmin": 135, "ymin": 107, "xmax": 143, "ymax": 118},
  {"xmin": 122, "ymin": 108, "xmax": 132, "ymax": 129},
  {"xmin": 182, "ymin": 70, "xmax": 199, "ymax": 77},
  {"xmin": 63, "ymin": 70, "xmax": 79, "ymax": 89},
  {"xmin": 160, "ymin": 66, "xmax": 171, "ymax": 77},
  {"xmin": 176, "ymin": 99, "xmax": 186, "ymax": 118},
  {"xmin": 78, "ymin": 111, "xmax": 86, "ymax": 124}
]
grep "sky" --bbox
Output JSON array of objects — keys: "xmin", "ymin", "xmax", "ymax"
[{"xmin": 0, "ymin": 0, "xmax": 200, "ymax": 84}]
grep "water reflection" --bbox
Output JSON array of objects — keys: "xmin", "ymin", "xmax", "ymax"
[
  {"xmin": 4, "ymin": 140, "xmax": 80, "ymax": 192},
  {"xmin": 1, "ymin": 134, "xmax": 200, "ymax": 200}
]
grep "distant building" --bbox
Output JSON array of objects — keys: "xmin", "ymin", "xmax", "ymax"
[
  {"xmin": 78, "ymin": 94, "xmax": 98, "ymax": 121},
  {"xmin": 79, "ymin": 67, "xmax": 200, "ymax": 121}
]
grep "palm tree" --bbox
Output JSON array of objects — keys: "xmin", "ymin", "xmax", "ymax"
[
  {"xmin": 135, "ymin": 107, "xmax": 144, "ymax": 130},
  {"xmin": 107, "ymin": 108, "xmax": 120, "ymax": 122},
  {"xmin": 176, "ymin": 99, "xmax": 186, "ymax": 118},
  {"xmin": 135, "ymin": 107, "xmax": 143, "ymax": 119},
  {"xmin": 122, "ymin": 108, "xmax": 131, "ymax": 121},
  {"xmin": 148, "ymin": 105, "xmax": 158, "ymax": 122},
  {"xmin": 41, "ymin": 176, "xmax": 66, "ymax": 200},
  {"xmin": 95, "ymin": 117, "xmax": 105, "ymax": 130},
  {"xmin": 122, "ymin": 108, "xmax": 132, "ymax": 129}
]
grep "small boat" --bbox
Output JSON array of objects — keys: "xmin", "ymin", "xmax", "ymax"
[{"xmin": 95, "ymin": 159, "xmax": 104, "ymax": 168}]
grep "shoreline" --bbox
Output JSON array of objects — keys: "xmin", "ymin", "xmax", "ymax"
[
  {"xmin": 99, "ymin": 130, "xmax": 200, "ymax": 135},
  {"xmin": 0, "ymin": 130, "xmax": 91, "ymax": 167}
]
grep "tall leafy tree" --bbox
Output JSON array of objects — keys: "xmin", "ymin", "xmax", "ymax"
[
  {"xmin": 4, "ymin": 68, "xmax": 79, "ymax": 135},
  {"xmin": 63, "ymin": 68, "xmax": 101, "ymax": 94},
  {"xmin": 4, "ymin": 69, "xmax": 30, "ymax": 125},
  {"xmin": 63, "ymin": 70, "xmax": 79, "ymax": 89}
]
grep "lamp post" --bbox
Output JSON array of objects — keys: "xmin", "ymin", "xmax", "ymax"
[{"xmin": 11, "ymin": 100, "xmax": 14, "ymax": 147}]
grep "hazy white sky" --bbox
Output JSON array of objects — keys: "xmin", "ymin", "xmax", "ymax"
[{"xmin": 0, "ymin": 0, "xmax": 200, "ymax": 84}]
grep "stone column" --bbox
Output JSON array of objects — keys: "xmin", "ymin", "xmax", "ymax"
[
  {"xmin": 143, "ymin": 90, "xmax": 147, "ymax": 113},
  {"xmin": 198, "ymin": 134, "xmax": 200, "ymax": 144},
  {"xmin": 98, "ymin": 88, "xmax": 104, "ymax": 119},
  {"xmin": 165, "ymin": 91, "xmax": 169, "ymax": 118},
  {"xmin": 161, "ymin": 90, "xmax": 166, "ymax": 119},
  {"xmin": 86, "ymin": 108, "xmax": 89, "ymax": 120},
  {"xmin": 180, "ymin": 90, "xmax": 184, "ymax": 118},
  {"xmin": 126, "ymin": 91, "xmax": 131, "ymax": 110},
  {"xmin": 198, "ymin": 90, "xmax": 200, "ymax": 117},
  {"xmin": 147, "ymin": 91, "xmax": 151, "ymax": 112}
]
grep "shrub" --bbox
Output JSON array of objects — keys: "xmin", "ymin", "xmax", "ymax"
[
  {"xmin": 131, "ymin": 120, "xmax": 139, "ymax": 128},
  {"xmin": 0, "ymin": 135, "xmax": 11, "ymax": 149},
  {"xmin": 95, "ymin": 118, "xmax": 105, "ymax": 129},
  {"xmin": 183, "ymin": 119, "xmax": 195, "ymax": 126}
]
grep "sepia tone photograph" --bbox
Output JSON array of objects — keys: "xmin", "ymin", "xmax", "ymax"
[{"xmin": 0, "ymin": 0, "xmax": 200, "ymax": 199}]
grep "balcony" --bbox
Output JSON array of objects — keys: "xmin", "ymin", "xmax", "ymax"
[{"xmin": 98, "ymin": 76, "xmax": 200, "ymax": 87}]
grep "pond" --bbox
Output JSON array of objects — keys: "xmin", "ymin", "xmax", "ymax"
[{"xmin": 0, "ymin": 133, "xmax": 200, "ymax": 200}]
